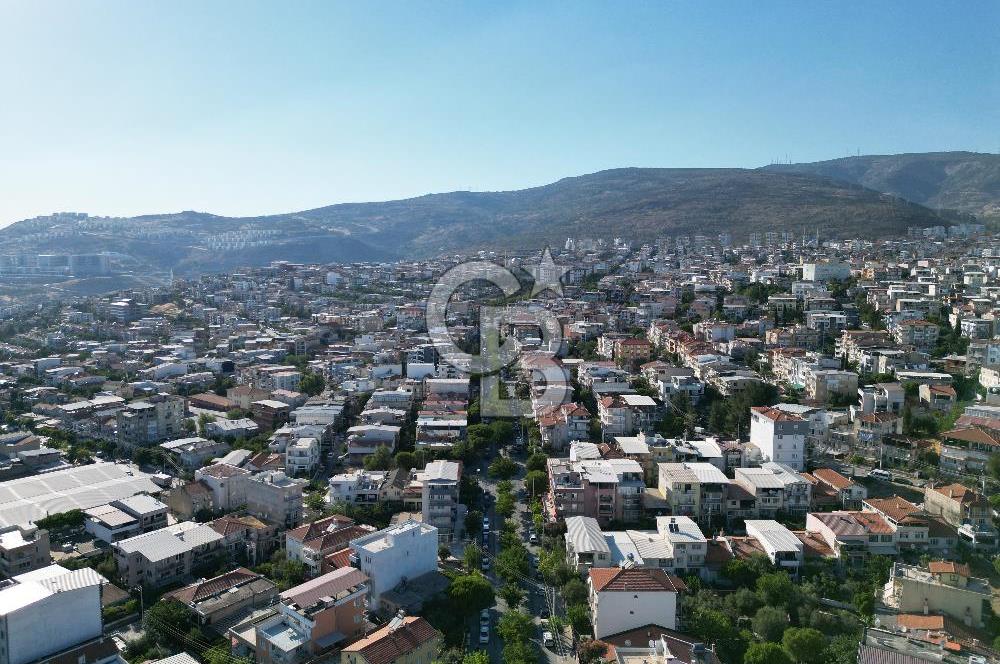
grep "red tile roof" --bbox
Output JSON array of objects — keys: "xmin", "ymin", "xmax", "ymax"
[
  {"xmin": 812, "ymin": 468, "xmax": 854, "ymax": 490},
  {"xmin": 927, "ymin": 561, "xmax": 970, "ymax": 577},
  {"xmin": 750, "ymin": 406, "xmax": 803, "ymax": 422},
  {"xmin": 341, "ymin": 616, "xmax": 440, "ymax": 664},
  {"xmin": 589, "ymin": 567, "xmax": 686, "ymax": 593},
  {"xmin": 865, "ymin": 496, "xmax": 920, "ymax": 522}
]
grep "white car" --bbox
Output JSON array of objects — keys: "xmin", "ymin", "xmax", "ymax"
[
  {"xmin": 480, "ymin": 609, "xmax": 490, "ymax": 626},
  {"xmin": 542, "ymin": 631, "xmax": 555, "ymax": 648},
  {"xmin": 479, "ymin": 625, "xmax": 490, "ymax": 645}
]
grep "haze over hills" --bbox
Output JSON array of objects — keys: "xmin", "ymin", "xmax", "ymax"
[
  {"xmin": 0, "ymin": 151, "xmax": 993, "ymax": 278},
  {"xmin": 762, "ymin": 151, "xmax": 1000, "ymax": 220}
]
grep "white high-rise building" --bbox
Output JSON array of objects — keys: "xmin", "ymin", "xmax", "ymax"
[{"xmin": 749, "ymin": 406, "xmax": 808, "ymax": 471}]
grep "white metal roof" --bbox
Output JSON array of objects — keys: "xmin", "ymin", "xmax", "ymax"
[
  {"xmin": 0, "ymin": 462, "xmax": 160, "ymax": 528},
  {"xmin": 565, "ymin": 516, "xmax": 610, "ymax": 555}
]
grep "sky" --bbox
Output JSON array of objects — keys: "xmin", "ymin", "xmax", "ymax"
[{"xmin": 0, "ymin": 1, "xmax": 997, "ymax": 227}]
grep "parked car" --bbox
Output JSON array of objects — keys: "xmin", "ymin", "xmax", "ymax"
[
  {"xmin": 542, "ymin": 631, "xmax": 555, "ymax": 648},
  {"xmin": 480, "ymin": 625, "xmax": 490, "ymax": 645},
  {"xmin": 480, "ymin": 609, "xmax": 490, "ymax": 626},
  {"xmin": 529, "ymin": 532, "xmax": 538, "ymax": 544},
  {"xmin": 869, "ymin": 469, "xmax": 892, "ymax": 481},
  {"xmin": 481, "ymin": 557, "xmax": 491, "ymax": 572}
]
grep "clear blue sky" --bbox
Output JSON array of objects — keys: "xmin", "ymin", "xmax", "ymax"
[{"xmin": 1, "ymin": 1, "xmax": 997, "ymax": 226}]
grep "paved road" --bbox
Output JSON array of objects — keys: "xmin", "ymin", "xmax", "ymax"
[{"xmin": 468, "ymin": 459, "xmax": 573, "ymax": 664}]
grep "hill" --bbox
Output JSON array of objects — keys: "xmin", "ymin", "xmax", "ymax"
[
  {"xmin": 762, "ymin": 151, "xmax": 1000, "ymax": 220},
  {"xmin": 0, "ymin": 165, "xmax": 969, "ymax": 276}
]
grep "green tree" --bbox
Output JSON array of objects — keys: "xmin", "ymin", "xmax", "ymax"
[
  {"xmin": 782, "ymin": 627, "xmax": 827, "ymax": 664},
  {"xmin": 561, "ymin": 577, "xmax": 589, "ymax": 606},
  {"xmin": 824, "ymin": 634, "xmax": 861, "ymax": 664},
  {"xmin": 727, "ymin": 587, "xmax": 763, "ymax": 619},
  {"xmin": 502, "ymin": 639, "xmax": 538, "ymax": 664},
  {"xmin": 757, "ymin": 571, "xmax": 796, "ymax": 607},
  {"xmin": 363, "ymin": 444, "xmax": 393, "ymax": 470},
  {"xmin": 524, "ymin": 470, "xmax": 548, "ymax": 499},
  {"xmin": 526, "ymin": 452, "xmax": 548, "ymax": 473},
  {"xmin": 465, "ymin": 509, "xmax": 483, "ymax": 538},
  {"xmin": 498, "ymin": 582, "xmax": 525, "ymax": 609},
  {"xmin": 724, "ymin": 553, "xmax": 773, "ymax": 588},
  {"xmin": 753, "ymin": 606, "xmax": 789, "ymax": 642},
  {"xmin": 448, "ymin": 574, "xmax": 494, "ymax": 617},
  {"xmin": 566, "ymin": 603, "xmax": 592, "ymax": 635},
  {"xmin": 495, "ymin": 492, "xmax": 516, "ymax": 519},
  {"xmin": 495, "ymin": 545, "xmax": 530, "ymax": 584},
  {"xmin": 305, "ymin": 492, "xmax": 325, "ymax": 511},
  {"xmin": 489, "ymin": 455, "xmax": 518, "ymax": 479},
  {"xmin": 299, "ymin": 371, "xmax": 325, "ymax": 396},
  {"xmin": 395, "ymin": 451, "xmax": 417, "ymax": 470},
  {"xmin": 463, "ymin": 545, "xmax": 482, "ymax": 572},
  {"xmin": 143, "ymin": 599, "xmax": 195, "ymax": 649},
  {"xmin": 744, "ymin": 642, "xmax": 793, "ymax": 664},
  {"xmin": 498, "ymin": 610, "xmax": 535, "ymax": 643}
]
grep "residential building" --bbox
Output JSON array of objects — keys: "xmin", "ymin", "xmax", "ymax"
[
  {"xmin": 285, "ymin": 515, "xmax": 374, "ymax": 577},
  {"xmin": 0, "ymin": 524, "xmax": 50, "ymax": 577},
  {"xmin": 536, "ymin": 402, "xmax": 592, "ymax": 450},
  {"xmin": 160, "ymin": 436, "xmax": 231, "ymax": 470},
  {"xmin": 547, "ymin": 458, "xmax": 645, "ymax": 526},
  {"xmin": 238, "ymin": 567, "xmax": 369, "ymax": 663},
  {"xmin": 84, "ymin": 495, "xmax": 168, "ymax": 544},
  {"xmin": 327, "ymin": 470, "xmax": 388, "ymax": 505},
  {"xmin": 601, "ymin": 630, "xmax": 721, "ymax": 664},
  {"xmin": 246, "ymin": 471, "xmax": 306, "ymax": 529},
  {"xmin": 418, "ymin": 460, "xmax": 463, "ymax": 540},
  {"xmin": 117, "ymin": 394, "xmax": 185, "ymax": 448},
  {"xmin": 883, "ymin": 561, "xmax": 992, "ymax": 628},
  {"xmin": 349, "ymin": 520, "xmax": 439, "ymax": 610},
  {"xmin": 924, "ymin": 484, "xmax": 996, "ymax": 550},
  {"xmin": 588, "ymin": 567, "xmax": 686, "ymax": 639},
  {"xmin": 656, "ymin": 462, "xmax": 729, "ymax": 525},
  {"xmin": 743, "ymin": 520, "xmax": 803, "ymax": 575},
  {"xmin": 733, "ymin": 463, "xmax": 814, "ymax": 516},
  {"xmin": 285, "ymin": 437, "xmax": 320, "ymax": 475},
  {"xmin": 163, "ymin": 567, "xmax": 279, "ymax": 626},
  {"xmin": 341, "ymin": 616, "xmax": 441, "ymax": 664},
  {"xmin": 749, "ymin": 406, "xmax": 807, "ymax": 470},
  {"xmin": 562, "ymin": 513, "xmax": 685, "ymax": 573},
  {"xmin": 251, "ymin": 400, "xmax": 292, "ymax": 432},
  {"xmin": 808, "ymin": 468, "xmax": 867, "ymax": 509},
  {"xmin": 0, "ymin": 565, "xmax": 103, "ymax": 664},
  {"xmin": 938, "ymin": 427, "xmax": 1000, "ymax": 476},
  {"xmin": 113, "ymin": 521, "xmax": 225, "ymax": 588}
]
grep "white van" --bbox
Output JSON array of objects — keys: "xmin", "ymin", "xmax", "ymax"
[{"xmin": 869, "ymin": 469, "xmax": 892, "ymax": 481}]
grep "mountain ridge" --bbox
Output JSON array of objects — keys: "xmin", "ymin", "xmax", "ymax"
[{"xmin": 0, "ymin": 153, "xmax": 992, "ymax": 275}]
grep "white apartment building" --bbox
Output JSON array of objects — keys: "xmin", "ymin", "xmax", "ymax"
[
  {"xmin": 327, "ymin": 470, "xmax": 387, "ymax": 505},
  {"xmin": 349, "ymin": 520, "xmax": 439, "ymax": 609},
  {"xmin": 285, "ymin": 437, "xmax": 320, "ymax": 475},
  {"xmin": 749, "ymin": 406, "xmax": 807, "ymax": 470},
  {"xmin": 588, "ymin": 567, "xmax": 684, "ymax": 639},
  {"xmin": 0, "ymin": 565, "xmax": 103, "ymax": 664}
]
